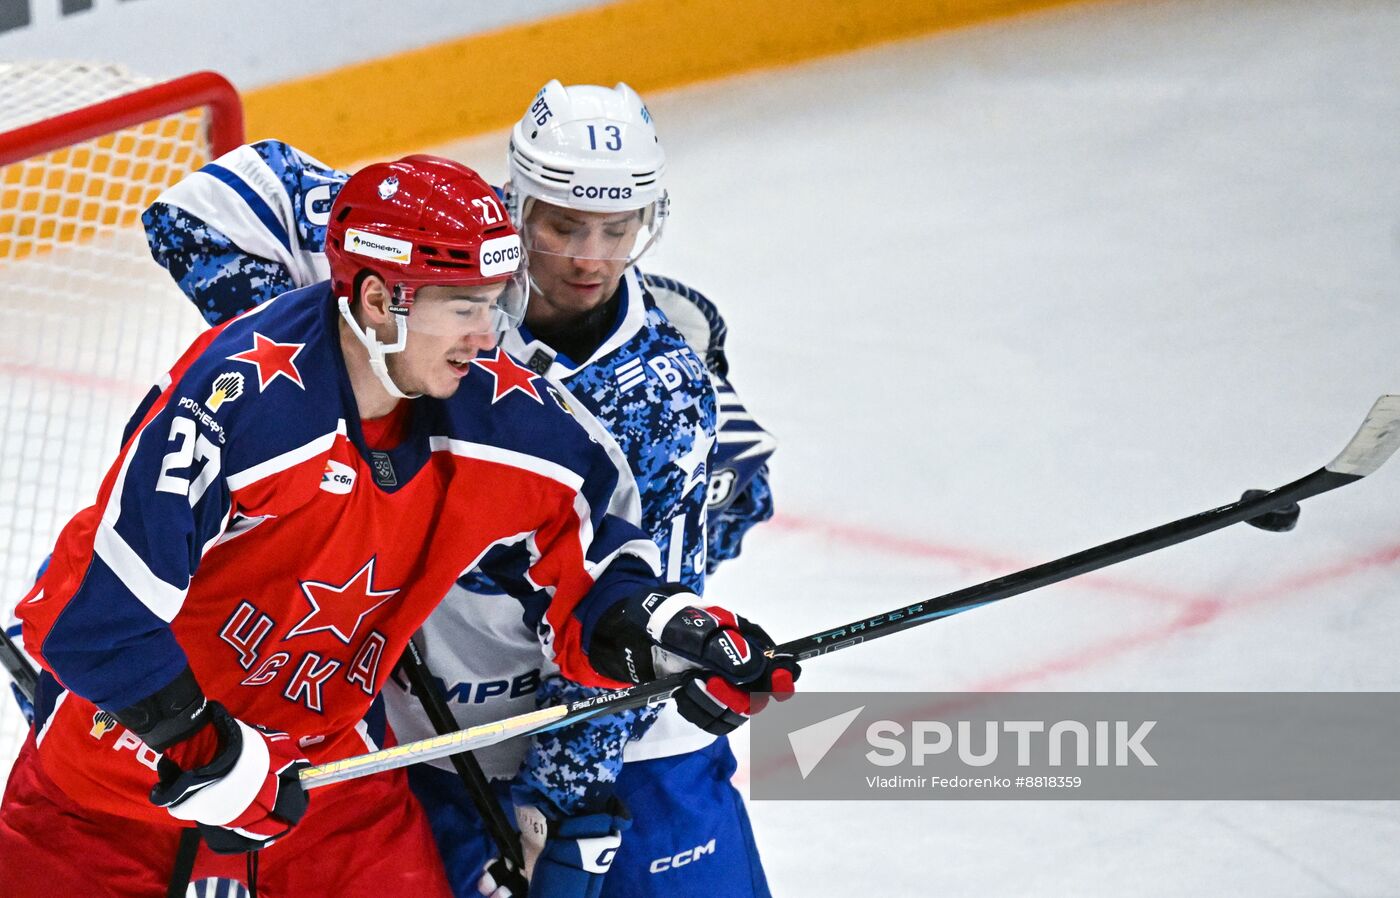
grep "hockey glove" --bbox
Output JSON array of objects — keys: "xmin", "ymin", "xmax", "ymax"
[
  {"xmin": 591, "ymin": 586, "xmax": 800, "ymax": 735},
  {"xmin": 478, "ymin": 798, "xmax": 631, "ymax": 898},
  {"xmin": 477, "ymin": 856, "xmax": 529, "ymax": 898},
  {"xmin": 117, "ymin": 668, "xmax": 310, "ymax": 854}
]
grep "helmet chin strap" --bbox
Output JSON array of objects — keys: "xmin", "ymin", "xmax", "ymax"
[{"xmin": 337, "ymin": 296, "xmax": 421, "ymax": 400}]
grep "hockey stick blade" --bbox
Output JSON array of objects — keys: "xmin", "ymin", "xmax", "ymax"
[
  {"xmin": 301, "ymin": 394, "xmax": 1399, "ymax": 790},
  {"xmin": 1325, "ymin": 394, "xmax": 1400, "ymax": 478}
]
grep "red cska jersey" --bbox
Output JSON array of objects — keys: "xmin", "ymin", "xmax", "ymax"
[{"xmin": 18, "ymin": 282, "xmax": 660, "ymax": 821}]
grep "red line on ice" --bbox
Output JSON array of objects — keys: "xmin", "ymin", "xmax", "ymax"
[
  {"xmin": 0, "ymin": 360, "xmax": 147, "ymax": 396},
  {"xmin": 764, "ymin": 513, "xmax": 1202, "ymax": 607}
]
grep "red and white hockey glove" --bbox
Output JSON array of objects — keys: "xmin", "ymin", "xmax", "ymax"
[
  {"xmin": 675, "ymin": 609, "xmax": 799, "ymax": 734},
  {"xmin": 116, "ymin": 668, "xmax": 310, "ymax": 854},
  {"xmin": 591, "ymin": 587, "xmax": 800, "ymax": 735}
]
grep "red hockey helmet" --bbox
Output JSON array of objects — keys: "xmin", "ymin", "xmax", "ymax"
[{"xmin": 325, "ymin": 154, "xmax": 525, "ymax": 308}]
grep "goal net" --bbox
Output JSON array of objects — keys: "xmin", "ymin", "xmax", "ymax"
[{"xmin": 0, "ymin": 62, "xmax": 243, "ymax": 777}]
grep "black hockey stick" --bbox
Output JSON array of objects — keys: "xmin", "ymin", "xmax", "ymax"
[
  {"xmin": 396, "ymin": 637, "xmax": 525, "ymax": 869},
  {"xmin": 1, "ymin": 626, "xmax": 37, "ymax": 704},
  {"xmin": 300, "ymin": 394, "xmax": 1400, "ymax": 789},
  {"xmin": 165, "ymin": 829, "xmax": 201, "ymax": 898}
]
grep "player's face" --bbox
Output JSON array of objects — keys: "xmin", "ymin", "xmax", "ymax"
[
  {"xmin": 522, "ymin": 202, "xmax": 642, "ymax": 324},
  {"xmin": 388, "ymin": 284, "xmax": 506, "ymax": 398}
]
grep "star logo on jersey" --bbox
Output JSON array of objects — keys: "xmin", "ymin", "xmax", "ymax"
[
  {"xmin": 229, "ymin": 332, "xmax": 306, "ymax": 392},
  {"xmin": 470, "ymin": 349, "xmax": 544, "ymax": 405},
  {"xmin": 674, "ymin": 437, "xmax": 710, "ymax": 493},
  {"xmin": 286, "ymin": 557, "xmax": 399, "ymax": 644}
]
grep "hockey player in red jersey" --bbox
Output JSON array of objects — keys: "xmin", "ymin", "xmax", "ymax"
[{"xmin": 0, "ymin": 155, "xmax": 797, "ymax": 898}]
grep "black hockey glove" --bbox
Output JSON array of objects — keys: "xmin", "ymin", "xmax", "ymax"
[
  {"xmin": 589, "ymin": 586, "xmax": 800, "ymax": 735},
  {"xmin": 117, "ymin": 667, "xmax": 310, "ymax": 854}
]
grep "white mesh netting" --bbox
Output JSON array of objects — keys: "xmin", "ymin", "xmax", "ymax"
[
  {"xmin": 0, "ymin": 62, "xmax": 223, "ymax": 776},
  {"xmin": 0, "ymin": 61, "xmax": 156, "ymax": 131}
]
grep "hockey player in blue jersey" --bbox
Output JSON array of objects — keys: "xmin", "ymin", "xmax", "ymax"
[
  {"xmin": 140, "ymin": 82, "xmax": 784, "ymax": 898},
  {"xmin": 459, "ymin": 82, "xmax": 782, "ymax": 898}
]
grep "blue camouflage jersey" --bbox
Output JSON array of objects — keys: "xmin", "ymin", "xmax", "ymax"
[
  {"xmin": 497, "ymin": 269, "xmax": 719, "ymax": 812},
  {"xmin": 644, "ymin": 274, "xmax": 776, "ymax": 573},
  {"xmin": 140, "ymin": 139, "xmax": 777, "ymax": 815}
]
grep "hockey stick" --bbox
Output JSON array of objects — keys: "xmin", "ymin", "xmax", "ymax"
[
  {"xmin": 1, "ymin": 625, "xmax": 37, "ymax": 705},
  {"xmin": 396, "ymin": 636, "xmax": 525, "ymax": 869},
  {"xmin": 300, "ymin": 394, "xmax": 1400, "ymax": 790}
]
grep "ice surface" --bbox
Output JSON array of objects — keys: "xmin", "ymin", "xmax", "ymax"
[{"xmin": 3, "ymin": 1, "xmax": 1397, "ymax": 894}]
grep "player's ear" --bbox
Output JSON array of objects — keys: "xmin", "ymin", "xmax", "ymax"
[{"xmin": 356, "ymin": 274, "xmax": 392, "ymax": 327}]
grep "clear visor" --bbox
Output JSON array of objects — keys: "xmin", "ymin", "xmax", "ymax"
[
  {"xmin": 395, "ymin": 268, "xmax": 530, "ymax": 337},
  {"xmin": 521, "ymin": 200, "xmax": 664, "ymax": 265}
]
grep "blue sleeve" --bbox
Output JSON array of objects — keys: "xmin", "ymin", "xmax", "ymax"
[
  {"xmin": 708, "ymin": 465, "xmax": 774, "ymax": 573},
  {"xmin": 142, "ymin": 139, "xmax": 347, "ymax": 325},
  {"xmin": 704, "ymin": 372, "xmax": 776, "ymax": 571},
  {"xmin": 143, "ymin": 202, "xmax": 296, "ymax": 325},
  {"xmin": 513, "ymin": 676, "xmax": 661, "ymax": 815}
]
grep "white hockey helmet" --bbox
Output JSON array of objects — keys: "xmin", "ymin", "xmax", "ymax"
[{"xmin": 504, "ymin": 80, "xmax": 668, "ymax": 263}]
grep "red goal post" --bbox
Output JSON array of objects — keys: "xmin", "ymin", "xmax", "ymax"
[{"xmin": 0, "ymin": 69, "xmax": 243, "ymax": 167}]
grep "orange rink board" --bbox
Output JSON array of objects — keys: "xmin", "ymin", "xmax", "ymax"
[{"xmin": 242, "ymin": 0, "xmax": 1097, "ymax": 168}]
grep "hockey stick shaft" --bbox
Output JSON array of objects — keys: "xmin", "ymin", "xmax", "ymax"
[
  {"xmin": 301, "ymin": 395, "xmax": 1400, "ymax": 789},
  {"xmin": 398, "ymin": 637, "xmax": 524, "ymax": 869},
  {"xmin": 1, "ymin": 625, "xmax": 37, "ymax": 704}
]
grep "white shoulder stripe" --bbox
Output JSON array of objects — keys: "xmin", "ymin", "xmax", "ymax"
[
  {"xmin": 93, "ymin": 522, "xmax": 188, "ymax": 622},
  {"xmin": 226, "ymin": 421, "xmax": 344, "ymax": 492},
  {"xmin": 103, "ymin": 416, "xmax": 148, "ymax": 528},
  {"xmin": 160, "ymin": 146, "xmax": 301, "ymax": 277},
  {"xmin": 429, "ymin": 436, "xmax": 585, "ymax": 492}
]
